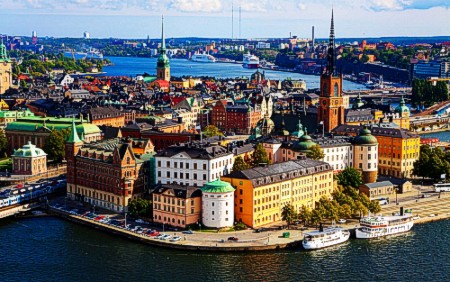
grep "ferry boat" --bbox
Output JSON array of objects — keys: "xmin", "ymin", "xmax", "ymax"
[
  {"xmin": 63, "ymin": 48, "xmax": 103, "ymax": 60},
  {"xmin": 242, "ymin": 52, "xmax": 260, "ymax": 69},
  {"xmin": 302, "ymin": 224, "xmax": 350, "ymax": 250},
  {"xmin": 191, "ymin": 53, "xmax": 216, "ymax": 63},
  {"xmin": 355, "ymin": 214, "xmax": 414, "ymax": 239}
]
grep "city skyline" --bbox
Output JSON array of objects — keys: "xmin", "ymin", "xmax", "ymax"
[{"xmin": 0, "ymin": 0, "xmax": 449, "ymax": 39}]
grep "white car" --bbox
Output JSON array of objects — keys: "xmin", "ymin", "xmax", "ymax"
[
  {"xmin": 170, "ymin": 236, "xmax": 182, "ymax": 242},
  {"xmin": 135, "ymin": 219, "xmax": 145, "ymax": 224},
  {"xmin": 338, "ymin": 219, "xmax": 347, "ymax": 224},
  {"xmin": 161, "ymin": 234, "xmax": 172, "ymax": 240}
]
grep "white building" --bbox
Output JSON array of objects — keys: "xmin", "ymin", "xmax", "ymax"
[
  {"xmin": 83, "ymin": 31, "xmax": 90, "ymax": 39},
  {"xmin": 155, "ymin": 143, "xmax": 234, "ymax": 187},
  {"xmin": 352, "ymin": 127, "xmax": 379, "ymax": 183},
  {"xmin": 201, "ymin": 179, "xmax": 235, "ymax": 228},
  {"xmin": 256, "ymin": 42, "xmax": 271, "ymax": 49}
]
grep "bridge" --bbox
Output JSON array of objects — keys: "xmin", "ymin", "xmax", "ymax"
[{"xmin": 0, "ymin": 202, "xmax": 43, "ymax": 219}]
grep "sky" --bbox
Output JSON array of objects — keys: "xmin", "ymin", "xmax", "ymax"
[{"xmin": 0, "ymin": 0, "xmax": 449, "ymax": 39}]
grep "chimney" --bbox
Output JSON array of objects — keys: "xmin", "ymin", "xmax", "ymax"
[{"xmin": 212, "ymin": 146, "xmax": 216, "ymax": 156}]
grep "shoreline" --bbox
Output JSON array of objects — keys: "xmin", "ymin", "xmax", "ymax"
[{"xmin": 44, "ymin": 194, "xmax": 450, "ymax": 252}]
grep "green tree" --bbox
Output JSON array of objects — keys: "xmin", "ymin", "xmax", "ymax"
[
  {"xmin": 281, "ymin": 203, "xmax": 298, "ymax": 228},
  {"xmin": 0, "ymin": 129, "xmax": 8, "ymax": 157},
  {"xmin": 336, "ymin": 167, "xmax": 363, "ymax": 188},
  {"xmin": 306, "ymin": 144, "xmax": 325, "ymax": 160},
  {"xmin": 202, "ymin": 125, "xmax": 223, "ymax": 138},
  {"xmin": 43, "ymin": 129, "xmax": 70, "ymax": 162},
  {"xmin": 127, "ymin": 198, "xmax": 152, "ymax": 218},
  {"xmin": 298, "ymin": 205, "xmax": 312, "ymax": 225},
  {"xmin": 232, "ymin": 156, "xmax": 250, "ymax": 172},
  {"xmin": 368, "ymin": 200, "xmax": 382, "ymax": 214},
  {"xmin": 251, "ymin": 143, "xmax": 270, "ymax": 167}
]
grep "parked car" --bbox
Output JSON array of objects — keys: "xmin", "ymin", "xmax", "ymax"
[
  {"xmin": 182, "ymin": 230, "xmax": 194, "ymax": 234},
  {"xmin": 161, "ymin": 234, "xmax": 172, "ymax": 240},
  {"xmin": 150, "ymin": 231, "xmax": 160, "ymax": 237},
  {"xmin": 338, "ymin": 219, "xmax": 347, "ymax": 224},
  {"xmin": 228, "ymin": 237, "xmax": 239, "ymax": 241},
  {"xmin": 135, "ymin": 219, "xmax": 145, "ymax": 224},
  {"xmin": 170, "ymin": 236, "xmax": 182, "ymax": 242},
  {"xmin": 255, "ymin": 228, "xmax": 265, "ymax": 233}
]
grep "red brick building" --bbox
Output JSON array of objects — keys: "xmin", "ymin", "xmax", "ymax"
[{"xmin": 211, "ymin": 100, "xmax": 260, "ymax": 134}]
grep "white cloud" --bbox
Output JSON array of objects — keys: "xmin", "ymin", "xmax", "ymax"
[
  {"xmin": 297, "ymin": 2, "xmax": 307, "ymax": 10},
  {"xmin": 368, "ymin": 0, "xmax": 449, "ymax": 11},
  {"xmin": 168, "ymin": 0, "xmax": 223, "ymax": 13}
]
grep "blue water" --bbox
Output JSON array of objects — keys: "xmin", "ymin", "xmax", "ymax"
[
  {"xmin": 421, "ymin": 131, "xmax": 450, "ymax": 141},
  {"xmin": 0, "ymin": 216, "xmax": 448, "ymax": 281},
  {"xmin": 103, "ymin": 56, "xmax": 368, "ymax": 91}
]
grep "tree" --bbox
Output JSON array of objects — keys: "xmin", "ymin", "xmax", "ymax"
[
  {"xmin": 251, "ymin": 143, "xmax": 270, "ymax": 167},
  {"xmin": 368, "ymin": 200, "xmax": 382, "ymax": 214},
  {"xmin": 43, "ymin": 129, "xmax": 70, "ymax": 162},
  {"xmin": 298, "ymin": 205, "xmax": 312, "ymax": 226},
  {"xmin": 0, "ymin": 129, "xmax": 7, "ymax": 157},
  {"xmin": 232, "ymin": 156, "xmax": 250, "ymax": 172},
  {"xmin": 127, "ymin": 198, "xmax": 152, "ymax": 218},
  {"xmin": 202, "ymin": 125, "xmax": 223, "ymax": 138},
  {"xmin": 306, "ymin": 144, "xmax": 325, "ymax": 160},
  {"xmin": 336, "ymin": 167, "xmax": 363, "ymax": 188},
  {"xmin": 281, "ymin": 203, "xmax": 298, "ymax": 228}
]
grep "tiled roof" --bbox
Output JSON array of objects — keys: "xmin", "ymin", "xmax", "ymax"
[{"xmin": 156, "ymin": 143, "xmax": 232, "ymax": 160}]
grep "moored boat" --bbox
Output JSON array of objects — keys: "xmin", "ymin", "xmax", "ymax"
[
  {"xmin": 355, "ymin": 214, "xmax": 414, "ymax": 239},
  {"xmin": 191, "ymin": 53, "xmax": 216, "ymax": 63},
  {"xmin": 302, "ymin": 224, "xmax": 350, "ymax": 250},
  {"xmin": 242, "ymin": 52, "xmax": 260, "ymax": 69}
]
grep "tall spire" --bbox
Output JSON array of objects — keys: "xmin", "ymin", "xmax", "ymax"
[
  {"xmin": 67, "ymin": 119, "xmax": 82, "ymax": 143},
  {"xmin": 326, "ymin": 8, "xmax": 336, "ymax": 76},
  {"xmin": 161, "ymin": 15, "xmax": 166, "ymax": 52}
]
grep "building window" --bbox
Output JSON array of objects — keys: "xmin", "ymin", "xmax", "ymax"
[
  {"xmin": 240, "ymin": 189, "xmax": 243, "ymax": 195},
  {"xmin": 194, "ymin": 163, "xmax": 197, "ymax": 169},
  {"xmin": 166, "ymin": 161, "xmax": 170, "ymax": 167},
  {"xmin": 203, "ymin": 164, "xmax": 207, "ymax": 170},
  {"xmin": 166, "ymin": 171, "xmax": 170, "ymax": 177}
]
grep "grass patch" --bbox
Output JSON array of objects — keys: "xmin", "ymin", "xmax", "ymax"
[{"xmin": 0, "ymin": 158, "xmax": 12, "ymax": 171}]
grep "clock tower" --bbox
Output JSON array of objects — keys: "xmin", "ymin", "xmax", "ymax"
[
  {"xmin": 0, "ymin": 39, "xmax": 12, "ymax": 95},
  {"xmin": 318, "ymin": 10, "xmax": 345, "ymax": 133}
]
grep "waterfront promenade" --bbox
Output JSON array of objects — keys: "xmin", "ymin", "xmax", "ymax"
[{"xmin": 46, "ymin": 189, "xmax": 450, "ymax": 252}]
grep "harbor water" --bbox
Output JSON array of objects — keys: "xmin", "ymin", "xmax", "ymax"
[
  {"xmin": 103, "ymin": 57, "xmax": 368, "ymax": 91},
  {"xmin": 0, "ymin": 217, "xmax": 448, "ymax": 281}
]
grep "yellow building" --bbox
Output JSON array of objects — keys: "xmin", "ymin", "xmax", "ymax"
[
  {"xmin": 334, "ymin": 125, "xmax": 420, "ymax": 178},
  {"xmin": 222, "ymin": 157, "xmax": 333, "ymax": 228},
  {"xmin": 0, "ymin": 42, "xmax": 12, "ymax": 95}
]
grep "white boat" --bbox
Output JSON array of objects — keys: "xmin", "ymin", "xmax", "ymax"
[
  {"xmin": 63, "ymin": 48, "xmax": 103, "ymax": 60},
  {"xmin": 243, "ymin": 52, "xmax": 260, "ymax": 69},
  {"xmin": 191, "ymin": 53, "xmax": 216, "ymax": 63},
  {"xmin": 302, "ymin": 225, "xmax": 350, "ymax": 250},
  {"xmin": 355, "ymin": 214, "xmax": 414, "ymax": 239}
]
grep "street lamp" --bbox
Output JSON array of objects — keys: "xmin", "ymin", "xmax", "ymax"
[
  {"xmin": 124, "ymin": 212, "xmax": 127, "ymax": 228},
  {"xmin": 163, "ymin": 222, "xmax": 165, "ymax": 232},
  {"xmin": 395, "ymin": 187, "xmax": 399, "ymax": 205}
]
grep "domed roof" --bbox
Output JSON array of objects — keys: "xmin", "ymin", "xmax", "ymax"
[
  {"xmin": 12, "ymin": 141, "xmax": 47, "ymax": 157},
  {"xmin": 293, "ymin": 133, "xmax": 316, "ymax": 151},
  {"xmin": 352, "ymin": 93, "xmax": 365, "ymax": 109},
  {"xmin": 353, "ymin": 127, "xmax": 378, "ymax": 145},
  {"xmin": 202, "ymin": 178, "xmax": 235, "ymax": 193},
  {"xmin": 395, "ymin": 97, "xmax": 409, "ymax": 114},
  {"xmin": 291, "ymin": 120, "xmax": 305, "ymax": 138},
  {"xmin": 256, "ymin": 116, "xmax": 274, "ymax": 128}
]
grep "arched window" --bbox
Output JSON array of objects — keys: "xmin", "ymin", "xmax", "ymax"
[{"xmin": 334, "ymin": 83, "xmax": 339, "ymax": 97}]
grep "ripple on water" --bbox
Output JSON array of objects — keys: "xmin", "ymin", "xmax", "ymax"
[{"xmin": 0, "ymin": 218, "xmax": 448, "ymax": 282}]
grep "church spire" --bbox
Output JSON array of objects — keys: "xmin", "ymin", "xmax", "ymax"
[
  {"xmin": 160, "ymin": 15, "xmax": 166, "ymax": 52},
  {"xmin": 67, "ymin": 119, "xmax": 82, "ymax": 143},
  {"xmin": 326, "ymin": 9, "xmax": 336, "ymax": 76}
]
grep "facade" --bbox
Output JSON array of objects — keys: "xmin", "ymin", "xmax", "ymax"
[
  {"xmin": 155, "ymin": 143, "xmax": 234, "ymax": 187},
  {"xmin": 66, "ymin": 124, "xmax": 153, "ymax": 212},
  {"xmin": 0, "ymin": 41, "xmax": 12, "ymax": 95},
  {"xmin": 152, "ymin": 184, "xmax": 202, "ymax": 228},
  {"xmin": 201, "ymin": 179, "xmax": 235, "ymax": 229},
  {"xmin": 11, "ymin": 141, "xmax": 47, "ymax": 176},
  {"xmin": 317, "ymin": 12, "xmax": 345, "ymax": 133},
  {"xmin": 352, "ymin": 128, "xmax": 379, "ymax": 183},
  {"xmin": 359, "ymin": 181, "xmax": 395, "ymax": 199},
  {"xmin": 211, "ymin": 100, "xmax": 261, "ymax": 134},
  {"xmin": 333, "ymin": 124, "xmax": 420, "ymax": 178},
  {"xmin": 222, "ymin": 157, "xmax": 333, "ymax": 228},
  {"xmin": 5, "ymin": 116, "xmax": 102, "ymax": 152},
  {"xmin": 87, "ymin": 107, "xmax": 125, "ymax": 127}
]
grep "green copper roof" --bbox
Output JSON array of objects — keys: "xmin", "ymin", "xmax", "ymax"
[
  {"xmin": 67, "ymin": 119, "xmax": 82, "ymax": 143},
  {"xmin": 202, "ymin": 178, "xmax": 235, "ymax": 193},
  {"xmin": 395, "ymin": 96, "xmax": 410, "ymax": 114},
  {"xmin": 293, "ymin": 133, "xmax": 316, "ymax": 151},
  {"xmin": 353, "ymin": 127, "xmax": 378, "ymax": 145},
  {"xmin": 5, "ymin": 117, "xmax": 101, "ymax": 135},
  {"xmin": 0, "ymin": 40, "xmax": 10, "ymax": 63},
  {"xmin": 12, "ymin": 141, "xmax": 47, "ymax": 157},
  {"xmin": 353, "ymin": 93, "xmax": 364, "ymax": 109},
  {"xmin": 291, "ymin": 120, "xmax": 304, "ymax": 138}
]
